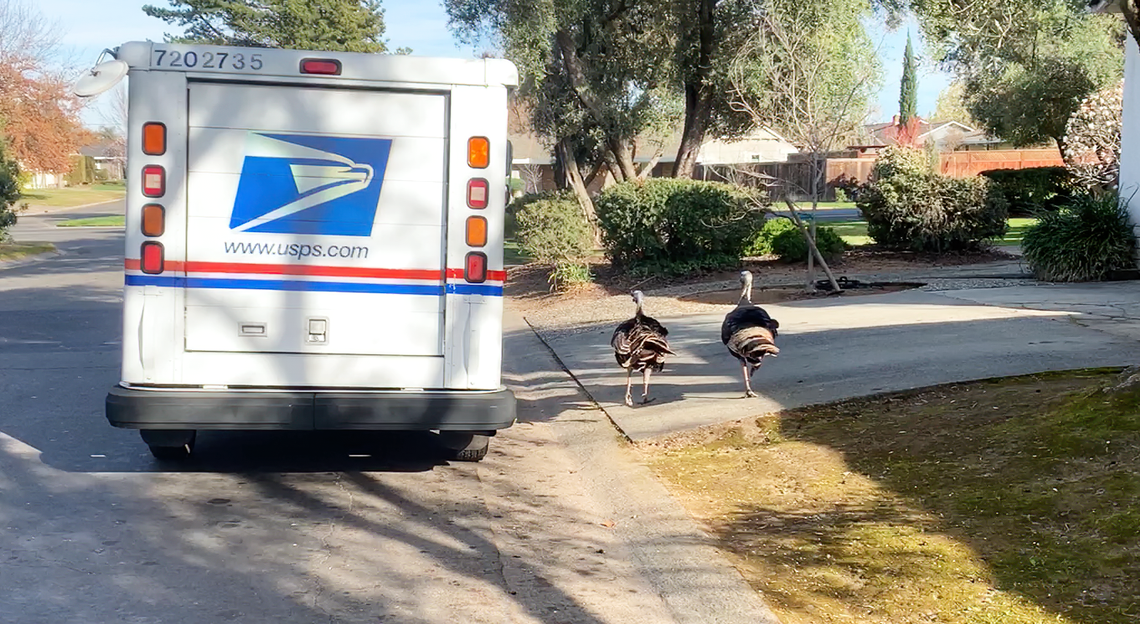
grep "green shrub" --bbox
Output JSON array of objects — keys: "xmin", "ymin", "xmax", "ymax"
[
  {"xmin": 833, "ymin": 187, "xmax": 850, "ymax": 203},
  {"xmin": 745, "ymin": 217, "xmax": 797, "ymax": 256},
  {"xmin": 0, "ymin": 144, "xmax": 20, "ymax": 242},
  {"xmin": 981, "ymin": 167, "xmax": 1073, "ymax": 217},
  {"xmin": 510, "ymin": 191, "xmax": 595, "ymax": 289},
  {"xmin": 858, "ymin": 147, "xmax": 1009, "ymax": 253},
  {"xmin": 770, "ymin": 224, "xmax": 849, "ymax": 263},
  {"xmin": 1022, "ymin": 192, "xmax": 1136, "ymax": 282},
  {"xmin": 595, "ymin": 179, "xmax": 767, "ymax": 275}
]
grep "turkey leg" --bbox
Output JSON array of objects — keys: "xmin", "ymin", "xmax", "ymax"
[
  {"xmin": 742, "ymin": 362, "xmax": 758, "ymax": 398},
  {"xmin": 641, "ymin": 368, "xmax": 656, "ymax": 404}
]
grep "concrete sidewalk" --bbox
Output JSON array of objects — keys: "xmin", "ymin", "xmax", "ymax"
[{"xmin": 534, "ymin": 279, "xmax": 1140, "ymax": 441}]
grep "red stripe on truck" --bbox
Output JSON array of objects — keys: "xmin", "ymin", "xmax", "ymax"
[{"xmin": 124, "ymin": 259, "xmax": 506, "ymax": 282}]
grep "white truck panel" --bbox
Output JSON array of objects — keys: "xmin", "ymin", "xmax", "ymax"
[{"xmin": 188, "ymin": 83, "xmax": 447, "ymax": 138}]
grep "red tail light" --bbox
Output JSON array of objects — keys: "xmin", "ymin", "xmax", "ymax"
[
  {"xmin": 300, "ymin": 58, "xmax": 342, "ymax": 75},
  {"xmin": 467, "ymin": 178, "xmax": 489, "ymax": 209},
  {"xmin": 141, "ymin": 241, "xmax": 164, "ymax": 274},
  {"xmin": 465, "ymin": 252, "xmax": 487, "ymax": 283},
  {"xmin": 142, "ymin": 165, "xmax": 165, "ymax": 197}
]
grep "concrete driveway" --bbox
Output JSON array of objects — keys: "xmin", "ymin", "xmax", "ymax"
[{"xmin": 540, "ymin": 288, "xmax": 1140, "ymax": 441}]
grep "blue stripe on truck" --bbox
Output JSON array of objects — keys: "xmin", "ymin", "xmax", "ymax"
[{"xmin": 125, "ymin": 274, "xmax": 503, "ymax": 296}]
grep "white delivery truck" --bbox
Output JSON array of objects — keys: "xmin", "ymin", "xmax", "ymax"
[{"xmin": 77, "ymin": 42, "xmax": 517, "ymax": 461}]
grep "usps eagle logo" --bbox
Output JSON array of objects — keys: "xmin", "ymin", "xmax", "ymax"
[{"xmin": 229, "ymin": 133, "xmax": 392, "ymax": 237}]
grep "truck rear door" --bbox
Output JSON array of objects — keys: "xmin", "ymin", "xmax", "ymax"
[{"xmin": 183, "ymin": 81, "xmax": 448, "ymax": 358}]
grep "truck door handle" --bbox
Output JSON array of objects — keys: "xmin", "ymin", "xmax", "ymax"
[{"xmin": 307, "ymin": 318, "xmax": 328, "ymax": 344}]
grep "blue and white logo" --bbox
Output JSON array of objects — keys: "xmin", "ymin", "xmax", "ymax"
[{"xmin": 229, "ymin": 133, "xmax": 392, "ymax": 237}]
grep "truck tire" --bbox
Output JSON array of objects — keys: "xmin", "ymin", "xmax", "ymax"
[
  {"xmin": 438, "ymin": 432, "xmax": 490, "ymax": 462},
  {"xmin": 140, "ymin": 429, "xmax": 196, "ymax": 461}
]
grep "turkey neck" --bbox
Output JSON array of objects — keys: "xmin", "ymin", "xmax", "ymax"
[{"xmin": 738, "ymin": 275, "xmax": 753, "ymax": 306}]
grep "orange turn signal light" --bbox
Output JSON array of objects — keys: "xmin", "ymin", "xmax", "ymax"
[
  {"xmin": 142, "ymin": 204, "xmax": 165, "ymax": 237},
  {"xmin": 467, "ymin": 137, "xmax": 489, "ymax": 169},
  {"xmin": 466, "ymin": 215, "xmax": 488, "ymax": 247},
  {"xmin": 142, "ymin": 122, "xmax": 166, "ymax": 156}
]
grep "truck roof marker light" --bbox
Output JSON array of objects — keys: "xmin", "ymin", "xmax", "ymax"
[
  {"xmin": 467, "ymin": 137, "xmax": 490, "ymax": 169},
  {"xmin": 300, "ymin": 58, "xmax": 342, "ymax": 75},
  {"xmin": 142, "ymin": 122, "xmax": 166, "ymax": 155},
  {"xmin": 467, "ymin": 178, "xmax": 488, "ymax": 208},
  {"xmin": 142, "ymin": 165, "xmax": 165, "ymax": 197},
  {"xmin": 140, "ymin": 241, "xmax": 164, "ymax": 274},
  {"xmin": 466, "ymin": 216, "xmax": 488, "ymax": 247},
  {"xmin": 141, "ymin": 204, "xmax": 165, "ymax": 237},
  {"xmin": 465, "ymin": 251, "xmax": 487, "ymax": 284}
]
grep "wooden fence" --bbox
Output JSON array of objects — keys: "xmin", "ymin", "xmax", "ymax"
[{"xmin": 938, "ymin": 149, "xmax": 1065, "ymax": 178}]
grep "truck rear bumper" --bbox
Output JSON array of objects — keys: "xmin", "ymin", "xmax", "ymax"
[{"xmin": 106, "ymin": 385, "xmax": 517, "ymax": 431}]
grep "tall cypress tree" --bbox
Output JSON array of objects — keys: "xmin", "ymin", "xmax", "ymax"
[{"xmin": 899, "ymin": 34, "xmax": 918, "ymax": 125}]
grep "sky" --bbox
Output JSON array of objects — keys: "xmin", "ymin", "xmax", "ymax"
[{"xmin": 44, "ymin": 0, "xmax": 952, "ymax": 128}]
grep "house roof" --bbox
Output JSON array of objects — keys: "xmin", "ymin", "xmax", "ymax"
[
  {"xmin": 861, "ymin": 118, "xmax": 975, "ymax": 147},
  {"xmin": 77, "ymin": 141, "xmax": 121, "ymax": 158}
]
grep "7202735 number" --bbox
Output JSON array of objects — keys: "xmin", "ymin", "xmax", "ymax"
[{"xmin": 152, "ymin": 50, "xmax": 263, "ymax": 71}]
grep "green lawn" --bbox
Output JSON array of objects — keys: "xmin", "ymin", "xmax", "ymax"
[
  {"xmin": 56, "ymin": 215, "xmax": 126, "ymax": 228},
  {"xmin": 794, "ymin": 201, "xmax": 856, "ymax": 210},
  {"xmin": 0, "ymin": 241, "xmax": 55, "ymax": 262},
  {"xmin": 21, "ymin": 185, "xmax": 126, "ymax": 208},
  {"xmin": 826, "ymin": 217, "xmax": 1037, "ymax": 248}
]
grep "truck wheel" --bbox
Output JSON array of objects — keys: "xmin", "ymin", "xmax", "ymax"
[
  {"xmin": 140, "ymin": 429, "xmax": 196, "ymax": 461},
  {"xmin": 438, "ymin": 432, "xmax": 490, "ymax": 462}
]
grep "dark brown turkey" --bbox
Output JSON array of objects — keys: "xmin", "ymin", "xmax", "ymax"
[
  {"xmin": 611, "ymin": 290, "xmax": 675, "ymax": 406},
  {"xmin": 721, "ymin": 270, "xmax": 780, "ymax": 398}
]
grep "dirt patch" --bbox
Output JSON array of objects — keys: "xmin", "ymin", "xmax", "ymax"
[{"xmin": 640, "ymin": 369, "xmax": 1140, "ymax": 624}]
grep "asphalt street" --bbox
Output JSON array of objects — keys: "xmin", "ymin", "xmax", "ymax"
[{"xmin": 0, "ymin": 201, "xmax": 777, "ymax": 624}]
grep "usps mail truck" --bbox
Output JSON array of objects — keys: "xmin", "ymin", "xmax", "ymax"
[{"xmin": 84, "ymin": 42, "xmax": 517, "ymax": 461}]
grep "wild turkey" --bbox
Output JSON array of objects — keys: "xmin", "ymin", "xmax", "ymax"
[
  {"xmin": 721, "ymin": 270, "xmax": 780, "ymax": 398},
  {"xmin": 611, "ymin": 290, "xmax": 675, "ymax": 406}
]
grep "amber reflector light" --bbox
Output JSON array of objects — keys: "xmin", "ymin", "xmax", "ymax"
[
  {"xmin": 466, "ymin": 216, "xmax": 488, "ymax": 247},
  {"xmin": 141, "ymin": 204, "xmax": 165, "ymax": 237},
  {"xmin": 142, "ymin": 122, "xmax": 166, "ymax": 155},
  {"xmin": 467, "ymin": 137, "xmax": 490, "ymax": 169}
]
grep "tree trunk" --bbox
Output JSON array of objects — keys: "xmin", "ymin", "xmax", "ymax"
[
  {"xmin": 784, "ymin": 198, "xmax": 840, "ymax": 293},
  {"xmin": 1124, "ymin": 1, "xmax": 1140, "ymax": 51},
  {"xmin": 672, "ymin": 0, "xmax": 718, "ymax": 179},
  {"xmin": 554, "ymin": 29, "xmax": 637, "ymax": 181},
  {"xmin": 557, "ymin": 139, "xmax": 600, "ymax": 245},
  {"xmin": 673, "ymin": 91, "xmax": 713, "ymax": 178}
]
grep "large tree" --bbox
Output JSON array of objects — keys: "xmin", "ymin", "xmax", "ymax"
[
  {"xmin": 669, "ymin": 0, "xmax": 759, "ymax": 178},
  {"xmin": 911, "ymin": 0, "xmax": 1123, "ymax": 149},
  {"xmin": 0, "ymin": 0, "xmax": 89, "ymax": 176},
  {"xmin": 447, "ymin": 0, "xmax": 676, "ymax": 215},
  {"xmin": 898, "ymin": 34, "xmax": 917, "ymax": 125},
  {"xmin": 143, "ymin": 0, "xmax": 395, "ymax": 52}
]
